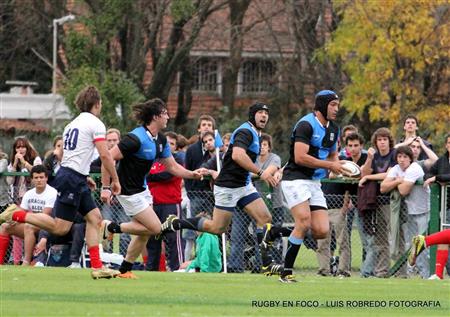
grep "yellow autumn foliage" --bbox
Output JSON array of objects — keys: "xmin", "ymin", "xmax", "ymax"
[{"xmin": 325, "ymin": 0, "xmax": 449, "ymax": 145}]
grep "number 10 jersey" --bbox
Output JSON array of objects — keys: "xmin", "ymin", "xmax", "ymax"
[{"xmin": 61, "ymin": 112, "xmax": 106, "ymax": 176}]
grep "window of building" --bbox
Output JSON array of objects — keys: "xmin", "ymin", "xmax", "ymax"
[
  {"xmin": 241, "ymin": 60, "xmax": 277, "ymax": 93},
  {"xmin": 192, "ymin": 58, "xmax": 219, "ymax": 92}
]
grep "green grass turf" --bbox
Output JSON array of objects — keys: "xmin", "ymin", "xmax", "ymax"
[{"xmin": 1, "ymin": 266, "xmax": 449, "ymax": 317}]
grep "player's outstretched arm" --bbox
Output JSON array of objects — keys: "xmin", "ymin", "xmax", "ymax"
[{"xmin": 162, "ymin": 156, "xmax": 206, "ymax": 180}]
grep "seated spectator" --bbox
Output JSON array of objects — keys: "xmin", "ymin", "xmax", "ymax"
[
  {"xmin": 177, "ymin": 231, "xmax": 222, "ymax": 273},
  {"xmin": 0, "ymin": 149, "xmax": 12, "ymax": 212},
  {"xmin": 0, "ymin": 165, "xmax": 56, "ymax": 265},
  {"xmin": 43, "ymin": 135, "xmax": 63, "ymax": 185},
  {"xmin": 7, "ymin": 137, "xmax": 42, "ymax": 203}
]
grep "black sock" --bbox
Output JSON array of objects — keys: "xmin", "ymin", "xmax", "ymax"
[
  {"xmin": 284, "ymin": 236, "xmax": 303, "ymax": 271},
  {"xmin": 119, "ymin": 260, "xmax": 133, "ymax": 274},
  {"xmin": 270, "ymin": 226, "xmax": 293, "ymax": 239},
  {"xmin": 282, "ymin": 268, "xmax": 293, "ymax": 277},
  {"xmin": 107, "ymin": 222, "xmax": 122, "ymax": 234},
  {"xmin": 256, "ymin": 228, "xmax": 264, "ymax": 244},
  {"xmin": 173, "ymin": 217, "xmax": 204, "ymax": 231},
  {"xmin": 256, "ymin": 227, "xmax": 274, "ymax": 266}
]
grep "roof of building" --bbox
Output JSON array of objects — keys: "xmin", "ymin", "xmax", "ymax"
[{"xmin": 0, "ymin": 119, "xmax": 49, "ymax": 133}]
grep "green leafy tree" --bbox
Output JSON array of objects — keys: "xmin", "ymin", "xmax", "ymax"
[
  {"xmin": 322, "ymin": 0, "xmax": 449, "ymax": 146},
  {"xmin": 61, "ymin": 0, "xmax": 144, "ymax": 131}
]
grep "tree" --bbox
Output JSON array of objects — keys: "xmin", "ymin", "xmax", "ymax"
[
  {"xmin": 61, "ymin": 0, "xmax": 144, "ymax": 131},
  {"xmin": 0, "ymin": 1, "xmax": 66, "ymax": 93},
  {"xmin": 323, "ymin": 0, "xmax": 449, "ymax": 147}
]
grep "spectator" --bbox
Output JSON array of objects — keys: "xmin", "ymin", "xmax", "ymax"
[
  {"xmin": 359, "ymin": 127, "xmax": 396, "ymax": 278},
  {"xmin": 7, "ymin": 137, "xmax": 42, "ymax": 203},
  {"xmin": 146, "ymin": 131, "xmax": 185, "ymax": 271},
  {"xmin": 0, "ymin": 165, "xmax": 56, "ymax": 265},
  {"xmin": 184, "ymin": 114, "xmax": 216, "ymax": 213},
  {"xmin": 398, "ymin": 115, "xmax": 433, "ymax": 160},
  {"xmin": 381, "ymin": 145, "xmax": 433, "ymax": 278},
  {"xmin": 0, "ymin": 149, "xmax": 12, "ymax": 212},
  {"xmin": 201, "ymin": 131, "xmax": 217, "ymax": 163},
  {"xmin": 176, "ymin": 134, "xmax": 189, "ymax": 161},
  {"xmin": 343, "ymin": 133, "xmax": 368, "ymax": 276},
  {"xmin": 317, "ymin": 133, "xmax": 367, "ymax": 277},
  {"xmin": 184, "ymin": 115, "xmax": 216, "ymax": 258},
  {"xmin": 177, "ymin": 229, "xmax": 222, "ymax": 273},
  {"xmin": 6, "ymin": 137, "xmax": 42, "ymax": 264},
  {"xmin": 43, "ymin": 135, "xmax": 63, "ymax": 185},
  {"xmin": 339, "ymin": 125, "xmax": 358, "ymax": 158}
]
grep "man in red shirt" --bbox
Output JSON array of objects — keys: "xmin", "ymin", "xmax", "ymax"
[{"xmin": 146, "ymin": 131, "xmax": 185, "ymax": 271}]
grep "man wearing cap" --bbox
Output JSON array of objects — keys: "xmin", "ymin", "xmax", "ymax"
[
  {"xmin": 263, "ymin": 90, "xmax": 347, "ymax": 283},
  {"xmin": 160, "ymin": 102, "xmax": 282, "ymax": 274}
]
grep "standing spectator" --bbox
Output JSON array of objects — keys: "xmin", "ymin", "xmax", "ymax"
[
  {"xmin": 201, "ymin": 131, "xmax": 217, "ymax": 164},
  {"xmin": 146, "ymin": 131, "xmax": 185, "ymax": 271},
  {"xmin": 43, "ymin": 135, "xmax": 63, "ymax": 185},
  {"xmin": 398, "ymin": 115, "xmax": 433, "ymax": 160},
  {"xmin": 342, "ymin": 133, "xmax": 368, "ymax": 276},
  {"xmin": 184, "ymin": 115, "xmax": 216, "ymax": 214},
  {"xmin": 184, "ymin": 115, "xmax": 216, "ymax": 258},
  {"xmin": 317, "ymin": 133, "xmax": 367, "ymax": 278},
  {"xmin": 0, "ymin": 86, "xmax": 122, "ymax": 279},
  {"xmin": 381, "ymin": 146, "xmax": 434, "ymax": 278},
  {"xmin": 358, "ymin": 127, "xmax": 396, "ymax": 278},
  {"xmin": 339, "ymin": 125, "xmax": 358, "ymax": 158}
]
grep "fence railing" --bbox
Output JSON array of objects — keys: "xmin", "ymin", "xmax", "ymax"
[{"xmin": 0, "ymin": 172, "xmax": 447, "ymax": 278}]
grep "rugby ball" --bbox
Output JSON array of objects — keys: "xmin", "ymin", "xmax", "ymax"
[{"xmin": 340, "ymin": 161, "xmax": 361, "ymax": 178}]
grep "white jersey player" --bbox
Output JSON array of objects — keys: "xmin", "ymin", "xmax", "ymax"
[{"xmin": 0, "ymin": 86, "xmax": 121, "ymax": 279}]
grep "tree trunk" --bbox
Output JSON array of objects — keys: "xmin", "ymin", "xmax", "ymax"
[{"xmin": 221, "ymin": 0, "xmax": 251, "ymax": 117}]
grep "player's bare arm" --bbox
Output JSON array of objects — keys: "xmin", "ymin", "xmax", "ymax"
[
  {"xmin": 96, "ymin": 140, "xmax": 120, "ymax": 195},
  {"xmin": 161, "ymin": 155, "xmax": 206, "ymax": 180},
  {"xmin": 100, "ymin": 144, "xmax": 123, "ymax": 204},
  {"xmin": 294, "ymin": 142, "xmax": 345, "ymax": 175},
  {"xmin": 232, "ymin": 146, "xmax": 278, "ymax": 187}
]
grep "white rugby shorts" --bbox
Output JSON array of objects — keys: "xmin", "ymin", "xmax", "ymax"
[
  {"xmin": 281, "ymin": 179, "xmax": 327, "ymax": 210},
  {"xmin": 213, "ymin": 183, "xmax": 260, "ymax": 211},
  {"xmin": 116, "ymin": 189, "xmax": 153, "ymax": 216}
]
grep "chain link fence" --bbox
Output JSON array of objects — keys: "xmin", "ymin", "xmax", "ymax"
[{"xmin": 0, "ymin": 173, "xmax": 447, "ymax": 278}]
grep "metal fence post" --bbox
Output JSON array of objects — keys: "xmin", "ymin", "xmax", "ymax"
[{"xmin": 427, "ymin": 183, "xmax": 441, "ymax": 274}]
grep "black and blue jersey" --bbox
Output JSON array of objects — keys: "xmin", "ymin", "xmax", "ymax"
[
  {"xmin": 117, "ymin": 125, "xmax": 171, "ymax": 195},
  {"xmin": 283, "ymin": 113, "xmax": 339, "ymax": 181},
  {"xmin": 215, "ymin": 122, "xmax": 260, "ymax": 188}
]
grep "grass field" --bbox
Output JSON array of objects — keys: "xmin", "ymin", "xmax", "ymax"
[{"xmin": 1, "ymin": 266, "xmax": 449, "ymax": 317}]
